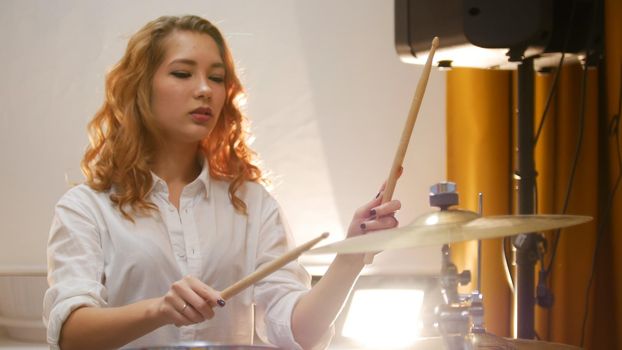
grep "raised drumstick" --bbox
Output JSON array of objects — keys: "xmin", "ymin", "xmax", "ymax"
[
  {"xmin": 364, "ymin": 36, "xmax": 440, "ymax": 264},
  {"xmin": 220, "ymin": 232, "xmax": 329, "ymax": 300}
]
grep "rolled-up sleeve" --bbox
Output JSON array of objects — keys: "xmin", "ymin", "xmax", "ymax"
[
  {"xmin": 43, "ymin": 189, "xmax": 108, "ymax": 349},
  {"xmin": 253, "ymin": 196, "xmax": 333, "ymax": 350}
]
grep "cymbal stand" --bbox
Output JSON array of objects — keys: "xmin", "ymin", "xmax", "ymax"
[
  {"xmin": 435, "ymin": 244, "xmax": 476, "ymax": 350},
  {"xmin": 429, "ymin": 183, "xmax": 509, "ymax": 349},
  {"xmin": 428, "ymin": 183, "xmax": 468, "ymax": 349},
  {"xmin": 436, "ymin": 244, "xmax": 506, "ymax": 350}
]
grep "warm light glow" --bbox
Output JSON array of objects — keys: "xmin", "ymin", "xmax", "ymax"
[
  {"xmin": 342, "ymin": 289, "xmax": 424, "ymax": 349},
  {"xmin": 400, "ymin": 43, "xmax": 511, "ymax": 69},
  {"xmin": 234, "ymin": 92, "xmax": 248, "ymax": 108},
  {"xmin": 401, "ymin": 44, "xmax": 578, "ymax": 71}
]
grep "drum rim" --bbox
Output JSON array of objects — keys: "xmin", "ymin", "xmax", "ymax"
[{"xmin": 129, "ymin": 342, "xmax": 280, "ymax": 350}]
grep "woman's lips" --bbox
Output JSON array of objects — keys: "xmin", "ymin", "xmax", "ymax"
[
  {"xmin": 190, "ymin": 107, "xmax": 213, "ymax": 123},
  {"xmin": 190, "ymin": 113, "xmax": 211, "ymax": 123}
]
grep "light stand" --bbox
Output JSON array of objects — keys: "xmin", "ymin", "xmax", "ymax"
[{"xmin": 512, "ymin": 54, "xmax": 539, "ymax": 339}]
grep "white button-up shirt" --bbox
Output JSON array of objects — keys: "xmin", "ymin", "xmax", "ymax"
[{"xmin": 43, "ymin": 162, "xmax": 332, "ymax": 349}]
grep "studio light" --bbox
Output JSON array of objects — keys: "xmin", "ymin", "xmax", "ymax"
[
  {"xmin": 341, "ymin": 288, "xmax": 424, "ymax": 349},
  {"xmin": 395, "ymin": 0, "xmax": 596, "ymax": 70}
]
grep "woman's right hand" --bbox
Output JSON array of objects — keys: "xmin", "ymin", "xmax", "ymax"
[{"xmin": 154, "ymin": 275, "xmax": 225, "ymax": 327}]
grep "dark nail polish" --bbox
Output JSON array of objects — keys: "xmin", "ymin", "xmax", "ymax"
[
  {"xmin": 360, "ymin": 223, "xmax": 366, "ymax": 230},
  {"xmin": 370, "ymin": 209, "xmax": 376, "ymax": 217},
  {"xmin": 217, "ymin": 299, "xmax": 226, "ymax": 307},
  {"xmin": 375, "ymin": 192, "xmax": 380, "ymax": 199}
]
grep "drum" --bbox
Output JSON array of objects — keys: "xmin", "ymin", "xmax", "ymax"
[
  {"xmin": 412, "ymin": 334, "xmax": 582, "ymax": 349},
  {"xmin": 509, "ymin": 338, "xmax": 582, "ymax": 350},
  {"xmin": 131, "ymin": 342, "xmax": 279, "ymax": 350}
]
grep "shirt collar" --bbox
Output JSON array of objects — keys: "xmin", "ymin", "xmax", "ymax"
[
  {"xmin": 195, "ymin": 156, "xmax": 211, "ymax": 199},
  {"xmin": 149, "ymin": 155, "xmax": 211, "ymax": 199}
]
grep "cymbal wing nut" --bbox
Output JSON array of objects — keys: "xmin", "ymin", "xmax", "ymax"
[{"xmin": 429, "ymin": 182, "xmax": 459, "ymax": 209}]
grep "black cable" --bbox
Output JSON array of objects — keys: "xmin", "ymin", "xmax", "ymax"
[
  {"xmin": 530, "ymin": 0, "xmax": 603, "ymax": 343},
  {"xmin": 543, "ymin": 62, "xmax": 589, "ymax": 276},
  {"xmin": 531, "ymin": 0, "xmax": 581, "ymax": 309},
  {"xmin": 580, "ymin": 67, "xmax": 622, "ymax": 348},
  {"xmin": 543, "ymin": 0, "xmax": 602, "ymax": 279},
  {"xmin": 534, "ymin": 53, "xmax": 566, "ymax": 145},
  {"xmin": 533, "ymin": 0, "xmax": 580, "ymax": 146}
]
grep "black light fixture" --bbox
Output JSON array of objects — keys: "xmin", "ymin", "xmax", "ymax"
[
  {"xmin": 395, "ymin": 0, "xmax": 602, "ymax": 340},
  {"xmin": 396, "ymin": 0, "xmax": 598, "ymax": 69}
]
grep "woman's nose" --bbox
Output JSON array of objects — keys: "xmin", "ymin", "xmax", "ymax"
[{"xmin": 195, "ymin": 78, "xmax": 212, "ymax": 99}]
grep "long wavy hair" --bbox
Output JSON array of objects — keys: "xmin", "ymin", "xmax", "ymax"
[{"xmin": 81, "ymin": 15, "xmax": 263, "ymax": 220}]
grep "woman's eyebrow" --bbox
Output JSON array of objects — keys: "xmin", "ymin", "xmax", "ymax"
[{"xmin": 168, "ymin": 58, "xmax": 225, "ymax": 69}]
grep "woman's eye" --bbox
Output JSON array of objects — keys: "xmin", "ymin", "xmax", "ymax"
[
  {"xmin": 210, "ymin": 76, "xmax": 225, "ymax": 83},
  {"xmin": 171, "ymin": 71, "xmax": 191, "ymax": 79}
]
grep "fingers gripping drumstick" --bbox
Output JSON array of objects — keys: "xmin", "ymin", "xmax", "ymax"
[
  {"xmin": 364, "ymin": 37, "xmax": 440, "ymax": 264},
  {"xmin": 220, "ymin": 233, "xmax": 329, "ymax": 300}
]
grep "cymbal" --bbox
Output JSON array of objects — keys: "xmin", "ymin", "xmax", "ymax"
[{"xmin": 308, "ymin": 210, "xmax": 592, "ymax": 255}]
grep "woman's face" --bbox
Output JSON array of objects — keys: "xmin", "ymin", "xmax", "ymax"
[{"xmin": 150, "ymin": 30, "xmax": 227, "ymax": 146}]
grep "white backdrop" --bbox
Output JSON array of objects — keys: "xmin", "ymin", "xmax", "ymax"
[{"xmin": 0, "ymin": 0, "xmax": 446, "ymax": 275}]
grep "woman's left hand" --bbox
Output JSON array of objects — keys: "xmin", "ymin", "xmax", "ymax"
[{"xmin": 346, "ymin": 182, "xmax": 401, "ymax": 240}]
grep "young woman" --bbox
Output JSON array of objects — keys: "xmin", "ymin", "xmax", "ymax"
[{"xmin": 43, "ymin": 15, "xmax": 401, "ymax": 350}]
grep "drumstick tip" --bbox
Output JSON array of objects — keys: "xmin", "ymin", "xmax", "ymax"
[
  {"xmin": 432, "ymin": 36, "xmax": 440, "ymax": 49},
  {"xmin": 320, "ymin": 232, "xmax": 329, "ymax": 239}
]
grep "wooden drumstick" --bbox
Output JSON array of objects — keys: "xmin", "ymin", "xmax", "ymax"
[
  {"xmin": 220, "ymin": 232, "xmax": 329, "ymax": 300},
  {"xmin": 364, "ymin": 36, "xmax": 440, "ymax": 264}
]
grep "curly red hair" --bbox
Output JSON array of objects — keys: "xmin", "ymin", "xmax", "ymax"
[{"xmin": 81, "ymin": 15, "xmax": 263, "ymax": 220}]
